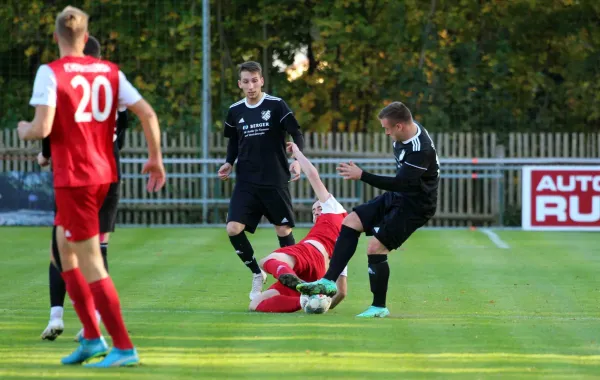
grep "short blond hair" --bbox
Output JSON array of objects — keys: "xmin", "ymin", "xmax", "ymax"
[{"xmin": 55, "ymin": 6, "xmax": 89, "ymax": 45}]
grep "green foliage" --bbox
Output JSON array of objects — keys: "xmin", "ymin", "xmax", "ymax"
[{"xmin": 1, "ymin": 0, "xmax": 599, "ymax": 133}]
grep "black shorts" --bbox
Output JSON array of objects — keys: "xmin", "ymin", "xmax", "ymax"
[
  {"xmin": 353, "ymin": 192, "xmax": 432, "ymax": 251},
  {"xmin": 227, "ymin": 181, "xmax": 295, "ymax": 234},
  {"xmin": 99, "ymin": 182, "xmax": 120, "ymax": 234}
]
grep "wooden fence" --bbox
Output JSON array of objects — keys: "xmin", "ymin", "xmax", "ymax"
[{"xmin": 1, "ymin": 129, "xmax": 599, "ymax": 226}]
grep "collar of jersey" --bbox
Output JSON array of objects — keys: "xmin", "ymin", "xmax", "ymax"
[
  {"xmin": 245, "ymin": 93, "xmax": 267, "ymax": 108},
  {"xmin": 401, "ymin": 122, "xmax": 422, "ymax": 144}
]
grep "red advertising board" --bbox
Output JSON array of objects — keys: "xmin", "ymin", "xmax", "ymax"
[{"xmin": 522, "ymin": 166, "xmax": 600, "ymax": 231}]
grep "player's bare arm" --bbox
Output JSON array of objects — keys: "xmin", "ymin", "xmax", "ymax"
[
  {"xmin": 17, "ymin": 105, "xmax": 56, "ymax": 141},
  {"xmin": 286, "ymin": 142, "xmax": 329, "ymax": 202},
  {"xmin": 128, "ymin": 99, "xmax": 166, "ymax": 192},
  {"xmin": 330, "ymin": 275, "xmax": 347, "ymax": 309}
]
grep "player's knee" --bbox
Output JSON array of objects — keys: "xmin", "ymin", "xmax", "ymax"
[
  {"xmin": 367, "ymin": 238, "xmax": 388, "ymax": 255},
  {"xmin": 275, "ymin": 224, "xmax": 292, "ymax": 236},
  {"xmin": 100, "ymin": 233, "xmax": 110, "ymax": 243},
  {"xmin": 226, "ymin": 222, "xmax": 245, "ymax": 236},
  {"xmin": 343, "ymin": 212, "xmax": 363, "ymax": 231},
  {"xmin": 258, "ymin": 255, "xmax": 271, "ymax": 269}
]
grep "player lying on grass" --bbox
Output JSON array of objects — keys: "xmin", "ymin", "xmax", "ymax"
[{"xmin": 249, "ymin": 142, "xmax": 348, "ymax": 313}]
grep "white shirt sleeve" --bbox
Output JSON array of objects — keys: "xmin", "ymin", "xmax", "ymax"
[
  {"xmin": 29, "ymin": 65, "xmax": 57, "ymax": 107},
  {"xmin": 118, "ymin": 71, "xmax": 142, "ymax": 109},
  {"xmin": 319, "ymin": 195, "xmax": 346, "ymax": 215},
  {"xmin": 340, "ymin": 266, "xmax": 348, "ymax": 277}
]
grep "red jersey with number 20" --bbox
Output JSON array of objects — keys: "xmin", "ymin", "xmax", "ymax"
[{"xmin": 45, "ymin": 56, "xmax": 119, "ymax": 188}]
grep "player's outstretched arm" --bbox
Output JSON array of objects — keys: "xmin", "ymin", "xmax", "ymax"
[
  {"xmin": 286, "ymin": 142, "xmax": 330, "ymax": 202},
  {"xmin": 17, "ymin": 106, "xmax": 56, "ymax": 141},
  {"xmin": 330, "ymin": 275, "xmax": 347, "ymax": 309}
]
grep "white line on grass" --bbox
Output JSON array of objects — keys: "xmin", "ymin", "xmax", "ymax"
[{"xmin": 479, "ymin": 228, "xmax": 510, "ymax": 249}]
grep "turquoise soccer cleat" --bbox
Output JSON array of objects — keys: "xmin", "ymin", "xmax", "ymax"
[
  {"xmin": 61, "ymin": 337, "xmax": 109, "ymax": 365},
  {"xmin": 84, "ymin": 347, "xmax": 140, "ymax": 368},
  {"xmin": 356, "ymin": 306, "xmax": 390, "ymax": 318},
  {"xmin": 296, "ymin": 278, "xmax": 337, "ymax": 296}
]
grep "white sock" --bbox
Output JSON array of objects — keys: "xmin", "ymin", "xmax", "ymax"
[
  {"xmin": 95, "ymin": 310, "xmax": 102, "ymax": 324},
  {"xmin": 50, "ymin": 306, "xmax": 63, "ymax": 320}
]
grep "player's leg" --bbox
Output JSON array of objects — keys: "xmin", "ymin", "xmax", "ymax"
[
  {"xmin": 226, "ymin": 183, "xmax": 262, "ymax": 274},
  {"xmin": 356, "ymin": 236, "xmax": 391, "ymax": 318},
  {"xmin": 74, "ymin": 182, "xmax": 118, "ymax": 342},
  {"xmin": 98, "ymin": 181, "xmax": 119, "ymax": 273},
  {"xmin": 261, "ymin": 186, "xmax": 296, "ymax": 247},
  {"xmin": 357, "ymin": 205, "xmax": 430, "ymax": 318},
  {"xmin": 226, "ymin": 183, "xmax": 266, "ymax": 299},
  {"xmin": 249, "ymin": 283, "xmax": 302, "ymax": 313},
  {"xmin": 42, "ymin": 226, "xmax": 66, "ymax": 340},
  {"xmin": 297, "ymin": 193, "xmax": 392, "ymax": 296},
  {"xmin": 260, "ymin": 251, "xmax": 301, "ymax": 289},
  {"xmin": 57, "ymin": 185, "xmax": 138, "ymax": 367},
  {"xmin": 56, "ymin": 224, "xmax": 109, "ymax": 364}
]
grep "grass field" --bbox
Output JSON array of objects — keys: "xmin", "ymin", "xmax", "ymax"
[{"xmin": 0, "ymin": 227, "xmax": 599, "ymax": 379}]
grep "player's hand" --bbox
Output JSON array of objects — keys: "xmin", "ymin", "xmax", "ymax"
[
  {"xmin": 289, "ymin": 160, "xmax": 301, "ymax": 182},
  {"xmin": 337, "ymin": 161, "xmax": 363, "ymax": 180},
  {"xmin": 218, "ymin": 162, "xmax": 233, "ymax": 181},
  {"xmin": 37, "ymin": 152, "xmax": 50, "ymax": 167},
  {"xmin": 286, "ymin": 142, "xmax": 300, "ymax": 157},
  {"xmin": 142, "ymin": 158, "xmax": 166, "ymax": 192},
  {"xmin": 17, "ymin": 121, "xmax": 31, "ymax": 140}
]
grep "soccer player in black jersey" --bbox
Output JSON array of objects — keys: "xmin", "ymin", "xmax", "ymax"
[
  {"xmin": 217, "ymin": 61, "xmax": 305, "ymax": 300},
  {"xmin": 39, "ymin": 36, "xmax": 129, "ymax": 341},
  {"xmin": 297, "ymin": 101, "xmax": 440, "ymax": 318}
]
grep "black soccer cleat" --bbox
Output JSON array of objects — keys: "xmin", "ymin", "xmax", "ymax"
[{"xmin": 278, "ymin": 273, "xmax": 305, "ymax": 291}]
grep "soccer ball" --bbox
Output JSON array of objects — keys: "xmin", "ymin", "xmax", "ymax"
[{"xmin": 300, "ymin": 294, "xmax": 332, "ymax": 314}]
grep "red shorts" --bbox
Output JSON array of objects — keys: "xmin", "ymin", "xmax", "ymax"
[
  {"xmin": 54, "ymin": 184, "xmax": 111, "ymax": 242},
  {"xmin": 267, "ymin": 281, "xmax": 300, "ymax": 297},
  {"xmin": 274, "ymin": 242, "xmax": 327, "ymax": 283}
]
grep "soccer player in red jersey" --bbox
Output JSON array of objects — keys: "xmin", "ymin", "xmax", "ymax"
[
  {"xmin": 248, "ymin": 142, "xmax": 348, "ymax": 313},
  {"xmin": 18, "ymin": 6, "xmax": 165, "ymax": 367}
]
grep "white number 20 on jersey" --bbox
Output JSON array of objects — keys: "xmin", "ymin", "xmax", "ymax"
[{"xmin": 71, "ymin": 75, "xmax": 113, "ymax": 123}]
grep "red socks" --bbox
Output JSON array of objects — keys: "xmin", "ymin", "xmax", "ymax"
[
  {"xmin": 89, "ymin": 277, "xmax": 133, "ymax": 350},
  {"xmin": 256, "ymin": 295, "xmax": 301, "ymax": 313},
  {"xmin": 263, "ymin": 259, "xmax": 296, "ymax": 279},
  {"xmin": 61, "ymin": 268, "xmax": 101, "ymax": 340}
]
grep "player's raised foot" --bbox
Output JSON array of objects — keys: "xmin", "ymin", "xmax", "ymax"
[
  {"xmin": 84, "ymin": 347, "xmax": 140, "ymax": 368},
  {"xmin": 41, "ymin": 318, "xmax": 64, "ymax": 341},
  {"xmin": 356, "ymin": 306, "xmax": 390, "ymax": 318},
  {"xmin": 278, "ymin": 273, "xmax": 304, "ymax": 290},
  {"xmin": 74, "ymin": 328, "xmax": 83, "ymax": 343},
  {"xmin": 296, "ymin": 278, "xmax": 337, "ymax": 297},
  {"xmin": 249, "ymin": 270, "xmax": 267, "ymax": 300},
  {"xmin": 61, "ymin": 337, "xmax": 109, "ymax": 365}
]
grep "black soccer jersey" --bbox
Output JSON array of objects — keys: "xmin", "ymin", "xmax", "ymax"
[
  {"xmin": 360, "ymin": 122, "xmax": 439, "ymax": 211},
  {"xmin": 224, "ymin": 93, "xmax": 302, "ymax": 186}
]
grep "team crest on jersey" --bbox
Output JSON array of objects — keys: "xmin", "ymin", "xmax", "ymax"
[{"xmin": 261, "ymin": 110, "xmax": 271, "ymax": 121}]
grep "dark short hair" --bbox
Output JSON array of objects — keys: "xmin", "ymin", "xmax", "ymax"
[
  {"xmin": 238, "ymin": 61, "xmax": 262, "ymax": 78},
  {"xmin": 84, "ymin": 35, "xmax": 101, "ymax": 58},
  {"xmin": 378, "ymin": 101, "xmax": 413, "ymax": 124}
]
